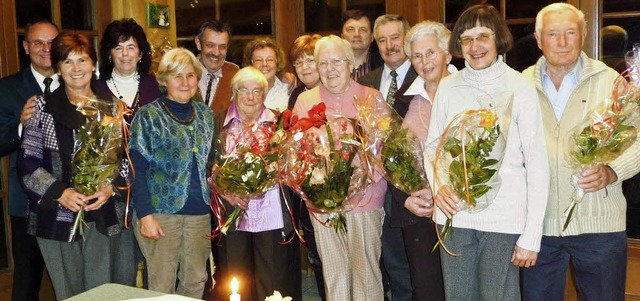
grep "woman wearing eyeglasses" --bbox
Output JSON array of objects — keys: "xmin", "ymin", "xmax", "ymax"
[
  {"xmin": 243, "ymin": 37, "xmax": 291, "ymax": 113},
  {"xmin": 423, "ymin": 5, "xmax": 549, "ymax": 300},
  {"xmin": 292, "ymin": 35, "xmax": 386, "ymax": 301},
  {"xmin": 207, "ymin": 66, "xmax": 302, "ymax": 301}
]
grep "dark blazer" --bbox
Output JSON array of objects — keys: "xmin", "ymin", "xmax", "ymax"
[
  {"xmin": 357, "ymin": 62, "xmax": 418, "ymax": 95},
  {"xmin": 0, "ymin": 67, "xmax": 43, "ymax": 218}
]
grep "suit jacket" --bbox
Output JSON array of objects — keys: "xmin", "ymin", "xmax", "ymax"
[
  {"xmin": 0, "ymin": 67, "xmax": 43, "ymax": 217},
  {"xmin": 357, "ymin": 63, "xmax": 418, "ymax": 96},
  {"xmin": 209, "ymin": 61, "xmax": 240, "ymax": 116}
]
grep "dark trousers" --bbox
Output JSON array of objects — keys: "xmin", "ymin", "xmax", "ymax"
[
  {"xmin": 402, "ymin": 218, "xmax": 445, "ymax": 301},
  {"xmin": 521, "ymin": 232, "xmax": 627, "ymax": 301},
  {"xmin": 10, "ymin": 216, "xmax": 45, "ymax": 301},
  {"xmin": 212, "ymin": 229, "xmax": 301, "ymax": 301},
  {"xmin": 381, "ymin": 195, "xmax": 412, "ymax": 301}
]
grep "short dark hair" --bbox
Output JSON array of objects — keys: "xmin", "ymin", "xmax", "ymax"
[
  {"xmin": 242, "ymin": 37, "xmax": 286, "ymax": 72},
  {"xmin": 449, "ymin": 4, "xmax": 513, "ymax": 58},
  {"xmin": 342, "ymin": 9, "xmax": 370, "ymax": 28},
  {"xmin": 289, "ymin": 34, "xmax": 322, "ymax": 65},
  {"xmin": 197, "ymin": 20, "xmax": 232, "ymax": 43},
  {"xmin": 51, "ymin": 32, "xmax": 97, "ymax": 73},
  {"xmin": 24, "ymin": 20, "xmax": 58, "ymax": 41},
  {"xmin": 99, "ymin": 19, "xmax": 152, "ymax": 79}
]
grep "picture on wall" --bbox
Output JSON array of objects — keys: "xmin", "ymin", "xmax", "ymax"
[{"xmin": 147, "ymin": 3, "xmax": 170, "ymax": 28}]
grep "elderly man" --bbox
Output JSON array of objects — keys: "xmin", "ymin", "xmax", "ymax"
[
  {"xmin": 0, "ymin": 20, "xmax": 58, "ymax": 301},
  {"xmin": 358, "ymin": 14, "xmax": 416, "ymax": 301},
  {"xmin": 341, "ymin": 9, "xmax": 383, "ymax": 81},
  {"xmin": 194, "ymin": 20, "xmax": 239, "ymax": 116},
  {"xmin": 521, "ymin": 3, "xmax": 640, "ymax": 300}
]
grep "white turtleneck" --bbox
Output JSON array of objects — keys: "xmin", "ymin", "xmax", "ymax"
[{"xmin": 107, "ymin": 70, "xmax": 139, "ymax": 107}]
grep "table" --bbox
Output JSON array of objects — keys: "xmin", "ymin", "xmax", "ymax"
[{"xmin": 64, "ymin": 283, "xmax": 202, "ymax": 301}]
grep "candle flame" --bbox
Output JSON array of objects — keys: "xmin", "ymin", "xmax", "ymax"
[{"xmin": 231, "ymin": 277, "xmax": 239, "ymax": 294}]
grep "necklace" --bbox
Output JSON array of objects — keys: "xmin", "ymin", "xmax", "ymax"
[
  {"xmin": 160, "ymin": 98, "xmax": 196, "ymax": 125},
  {"xmin": 110, "ymin": 72, "xmax": 140, "ymax": 108}
]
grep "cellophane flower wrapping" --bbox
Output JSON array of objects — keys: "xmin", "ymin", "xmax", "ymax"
[
  {"xmin": 70, "ymin": 96, "xmax": 124, "ymax": 241},
  {"xmin": 209, "ymin": 118, "xmax": 283, "ymax": 234},
  {"xmin": 278, "ymin": 103, "xmax": 367, "ymax": 233},
  {"xmin": 355, "ymin": 95, "xmax": 428, "ymax": 194},
  {"xmin": 433, "ymin": 91, "xmax": 513, "ymax": 213},
  {"xmin": 563, "ymin": 48, "xmax": 640, "ymax": 231}
]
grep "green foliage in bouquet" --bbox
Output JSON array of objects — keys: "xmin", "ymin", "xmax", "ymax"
[
  {"xmin": 381, "ymin": 127, "xmax": 428, "ymax": 193},
  {"xmin": 214, "ymin": 151, "xmax": 276, "ymax": 199},
  {"xmin": 442, "ymin": 124, "xmax": 500, "ymax": 208},
  {"xmin": 571, "ymin": 115, "xmax": 637, "ymax": 165}
]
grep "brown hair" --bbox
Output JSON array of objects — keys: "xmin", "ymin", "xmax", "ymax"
[
  {"xmin": 289, "ymin": 34, "xmax": 322, "ymax": 65},
  {"xmin": 51, "ymin": 32, "xmax": 97, "ymax": 73},
  {"xmin": 449, "ymin": 4, "xmax": 513, "ymax": 58},
  {"xmin": 242, "ymin": 37, "xmax": 286, "ymax": 72}
]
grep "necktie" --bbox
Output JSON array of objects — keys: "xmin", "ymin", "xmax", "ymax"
[
  {"xmin": 386, "ymin": 70, "xmax": 398, "ymax": 105},
  {"xmin": 204, "ymin": 73, "xmax": 216, "ymax": 106},
  {"xmin": 43, "ymin": 77, "xmax": 53, "ymax": 96}
]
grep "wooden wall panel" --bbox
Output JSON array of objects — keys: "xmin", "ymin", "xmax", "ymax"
[
  {"xmin": 273, "ymin": 0, "xmax": 300, "ymax": 71},
  {"xmin": 0, "ymin": 0, "xmax": 19, "ymax": 77}
]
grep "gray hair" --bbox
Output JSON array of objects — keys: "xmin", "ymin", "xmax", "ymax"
[
  {"xmin": 373, "ymin": 15, "xmax": 410, "ymax": 41},
  {"xmin": 230, "ymin": 66, "xmax": 268, "ymax": 100},
  {"xmin": 535, "ymin": 3, "xmax": 586, "ymax": 38},
  {"xmin": 314, "ymin": 35, "xmax": 355, "ymax": 65},
  {"xmin": 404, "ymin": 20, "xmax": 452, "ymax": 57},
  {"xmin": 156, "ymin": 48, "xmax": 202, "ymax": 88}
]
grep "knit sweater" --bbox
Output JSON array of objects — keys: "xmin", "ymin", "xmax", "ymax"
[
  {"xmin": 522, "ymin": 52, "xmax": 640, "ymax": 236},
  {"xmin": 425, "ymin": 57, "xmax": 550, "ymax": 252}
]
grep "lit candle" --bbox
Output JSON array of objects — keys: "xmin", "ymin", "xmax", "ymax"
[{"xmin": 230, "ymin": 277, "xmax": 240, "ymax": 301}]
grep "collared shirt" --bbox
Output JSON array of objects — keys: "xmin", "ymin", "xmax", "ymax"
[
  {"xmin": 351, "ymin": 52, "xmax": 374, "ymax": 81},
  {"xmin": 264, "ymin": 77, "xmax": 290, "ymax": 112},
  {"xmin": 31, "ymin": 65, "xmax": 60, "ymax": 93},
  {"xmin": 380, "ymin": 59, "xmax": 411, "ymax": 97},
  {"xmin": 222, "ymin": 102, "xmax": 284, "ymax": 232},
  {"xmin": 541, "ymin": 56, "xmax": 583, "ymax": 120},
  {"xmin": 197, "ymin": 56, "xmax": 222, "ymax": 105}
]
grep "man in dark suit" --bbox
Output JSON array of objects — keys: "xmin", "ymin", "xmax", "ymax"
[
  {"xmin": 341, "ymin": 9, "xmax": 383, "ymax": 81},
  {"xmin": 0, "ymin": 20, "xmax": 59, "ymax": 301},
  {"xmin": 358, "ymin": 14, "xmax": 416, "ymax": 301}
]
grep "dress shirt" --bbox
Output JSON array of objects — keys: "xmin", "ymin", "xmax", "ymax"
[
  {"xmin": 31, "ymin": 65, "xmax": 59, "ymax": 94},
  {"xmin": 541, "ymin": 57, "xmax": 582, "ymax": 120},
  {"xmin": 379, "ymin": 59, "xmax": 411, "ymax": 97},
  {"xmin": 198, "ymin": 60, "xmax": 222, "ymax": 105}
]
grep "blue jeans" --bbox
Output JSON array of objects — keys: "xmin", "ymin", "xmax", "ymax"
[{"xmin": 521, "ymin": 232, "xmax": 627, "ymax": 301}]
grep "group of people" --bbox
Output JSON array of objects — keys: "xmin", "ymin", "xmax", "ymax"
[{"xmin": 0, "ymin": 2, "xmax": 636, "ymax": 301}]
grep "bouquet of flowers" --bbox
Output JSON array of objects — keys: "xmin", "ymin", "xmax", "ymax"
[
  {"xmin": 563, "ymin": 63, "xmax": 640, "ymax": 231},
  {"xmin": 70, "ymin": 96, "xmax": 124, "ymax": 241},
  {"xmin": 279, "ymin": 103, "xmax": 367, "ymax": 233},
  {"xmin": 265, "ymin": 291, "xmax": 292, "ymax": 301},
  {"xmin": 355, "ymin": 95, "xmax": 428, "ymax": 194},
  {"xmin": 209, "ymin": 112, "xmax": 283, "ymax": 235},
  {"xmin": 432, "ymin": 90, "xmax": 513, "ymax": 253}
]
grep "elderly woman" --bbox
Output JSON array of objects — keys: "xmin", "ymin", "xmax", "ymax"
[
  {"xmin": 207, "ymin": 66, "xmax": 301, "ymax": 301},
  {"xmin": 242, "ymin": 37, "xmax": 291, "ymax": 112},
  {"xmin": 95, "ymin": 19, "xmax": 160, "ymax": 119},
  {"xmin": 386, "ymin": 20, "xmax": 457, "ymax": 301},
  {"xmin": 424, "ymin": 5, "xmax": 549, "ymax": 299},
  {"xmin": 292, "ymin": 35, "xmax": 386, "ymax": 301},
  {"xmin": 128, "ymin": 48, "xmax": 214, "ymax": 298},
  {"xmin": 18, "ymin": 32, "xmax": 124, "ymax": 300},
  {"xmin": 94, "ymin": 18, "xmax": 161, "ymax": 287}
]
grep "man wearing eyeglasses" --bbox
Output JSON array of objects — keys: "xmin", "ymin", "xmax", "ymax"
[
  {"xmin": 194, "ymin": 20, "xmax": 239, "ymax": 116},
  {"xmin": 358, "ymin": 14, "xmax": 416, "ymax": 301},
  {"xmin": 0, "ymin": 19, "xmax": 58, "ymax": 301},
  {"xmin": 521, "ymin": 3, "xmax": 639, "ymax": 300}
]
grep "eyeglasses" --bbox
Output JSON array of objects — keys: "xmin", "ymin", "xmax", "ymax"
[
  {"xmin": 236, "ymin": 88, "xmax": 264, "ymax": 97},
  {"xmin": 293, "ymin": 58, "xmax": 315, "ymax": 68},
  {"xmin": 252, "ymin": 57, "xmax": 276, "ymax": 65},
  {"xmin": 317, "ymin": 59, "xmax": 349, "ymax": 69},
  {"xmin": 411, "ymin": 50, "xmax": 444, "ymax": 63},
  {"xmin": 459, "ymin": 33, "xmax": 495, "ymax": 47},
  {"xmin": 28, "ymin": 40, "xmax": 53, "ymax": 49}
]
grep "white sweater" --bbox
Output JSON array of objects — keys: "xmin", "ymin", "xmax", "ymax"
[{"xmin": 424, "ymin": 57, "xmax": 550, "ymax": 252}]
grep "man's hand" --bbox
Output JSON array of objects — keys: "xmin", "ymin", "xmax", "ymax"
[
  {"xmin": 435, "ymin": 185, "xmax": 460, "ymax": 219},
  {"xmin": 20, "ymin": 95, "xmax": 37, "ymax": 123},
  {"xmin": 511, "ymin": 245, "xmax": 538, "ymax": 267},
  {"xmin": 140, "ymin": 215, "xmax": 165, "ymax": 240},
  {"xmin": 404, "ymin": 188, "xmax": 434, "ymax": 217},
  {"xmin": 578, "ymin": 165, "xmax": 617, "ymax": 193}
]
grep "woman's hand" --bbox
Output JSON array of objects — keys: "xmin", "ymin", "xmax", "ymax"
[
  {"xmin": 511, "ymin": 245, "xmax": 538, "ymax": 267},
  {"xmin": 224, "ymin": 195, "xmax": 249, "ymax": 210},
  {"xmin": 84, "ymin": 184, "xmax": 114, "ymax": 211},
  {"xmin": 58, "ymin": 188, "xmax": 88, "ymax": 212},
  {"xmin": 435, "ymin": 185, "xmax": 460, "ymax": 219},
  {"xmin": 404, "ymin": 188, "xmax": 434, "ymax": 217},
  {"xmin": 140, "ymin": 215, "xmax": 164, "ymax": 240}
]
